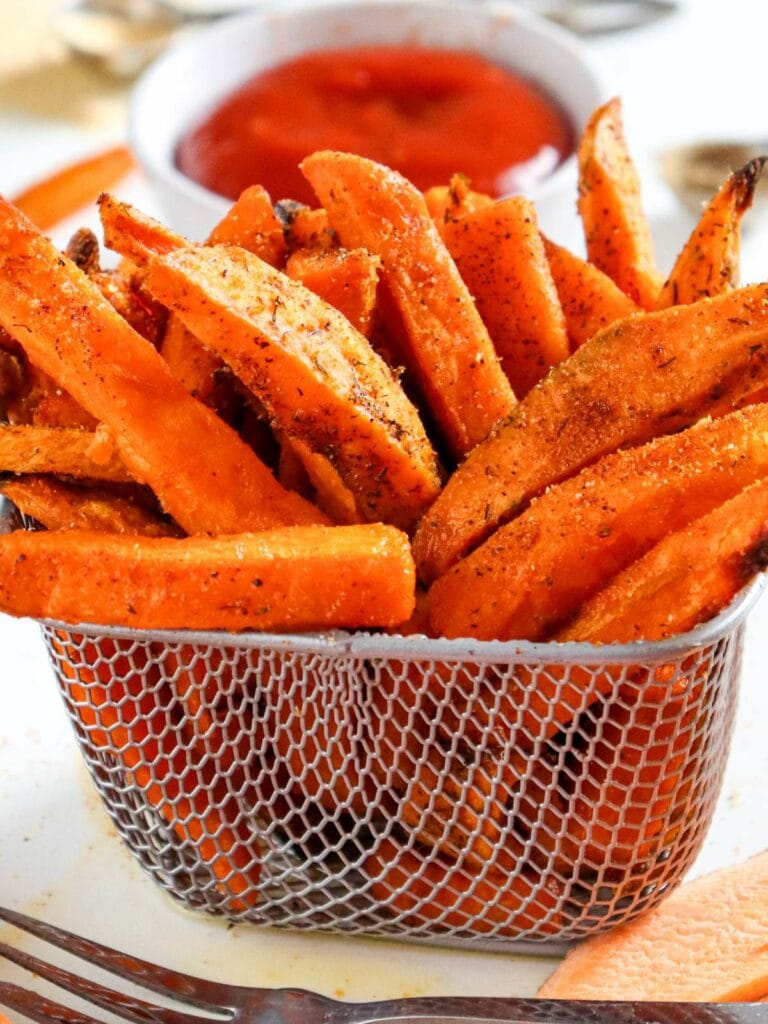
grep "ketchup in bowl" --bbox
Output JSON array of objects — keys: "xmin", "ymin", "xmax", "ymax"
[{"xmin": 175, "ymin": 46, "xmax": 573, "ymax": 206}]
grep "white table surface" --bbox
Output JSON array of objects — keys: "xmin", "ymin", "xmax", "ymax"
[{"xmin": 1, "ymin": 0, "xmax": 768, "ymax": 1009}]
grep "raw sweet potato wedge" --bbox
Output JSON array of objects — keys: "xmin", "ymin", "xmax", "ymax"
[
  {"xmin": 658, "ymin": 157, "xmax": 768, "ymax": 308},
  {"xmin": 557, "ymin": 477, "xmax": 768, "ymax": 643},
  {"xmin": 443, "ymin": 197, "xmax": 569, "ymax": 396},
  {"xmin": 12, "ymin": 146, "xmax": 135, "ymax": 231},
  {"xmin": 0, "ymin": 197, "xmax": 325, "ymax": 534},
  {"xmin": 427, "ymin": 405, "xmax": 768, "ymax": 641},
  {"xmin": 414, "ymin": 284, "xmax": 768, "ymax": 583},
  {"xmin": 578, "ymin": 98, "xmax": 661, "ymax": 309},
  {"xmin": 538, "ymin": 849, "xmax": 768, "ymax": 1000},
  {"xmin": 1, "ymin": 475, "xmax": 180, "ymax": 537},
  {"xmin": 301, "ymin": 151, "xmax": 516, "ymax": 458},
  {"xmin": 0, "ymin": 424, "xmax": 130, "ymax": 482},
  {"xmin": 543, "ymin": 236, "xmax": 640, "ymax": 349},
  {"xmin": 145, "ymin": 243, "xmax": 441, "ymax": 530},
  {"xmin": 285, "ymin": 246, "xmax": 381, "ymax": 337},
  {"xmin": 0, "ymin": 524, "xmax": 415, "ymax": 631}
]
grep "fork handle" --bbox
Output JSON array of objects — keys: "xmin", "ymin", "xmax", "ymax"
[{"xmin": 334, "ymin": 996, "xmax": 768, "ymax": 1024}]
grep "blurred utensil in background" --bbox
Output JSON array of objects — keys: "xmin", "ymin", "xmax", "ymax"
[
  {"xmin": 52, "ymin": 0, "xmax": 680, "ymax": 79},
  {"xmin": 660, "ymin": 140, "xmax": 768, "ymax": 220}
]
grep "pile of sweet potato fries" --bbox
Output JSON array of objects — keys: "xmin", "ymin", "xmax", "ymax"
[{"xmin": 0, "ymin": 96, "xmax": 767, "ymax": 642}]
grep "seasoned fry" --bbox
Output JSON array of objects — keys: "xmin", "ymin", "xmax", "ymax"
[
  {"xmin": 98, "ymin": 193, "xmax": 185, "ymax": 265},
  {"xmin": 12, "ymin": 146, "xmax": 135, "ymax": 231},
  {"xmin": 443, "ymin": 197, "xmax": 569, "ymax": 396},
  {"xmin": 557, "ymin": 478, "xmax": 768, "ymax": 642},
  {"xmin": 578, "ymin": 98, "xmax": 661, "ymax": 309},
  {"xmin": 658, "ymin": 157, "xmax": 768, "ymax": 308},
  {"xmin": 543, "ymin": 236, "xmax": 640, "ymax": 349},
  {"xmin": 207, "ymin": 184, "xmax": 286, "ymax": 265},
  {"xmin": 0, "ymin": 524, "xmax": 415, "ymax": 631},
  {"xmin": 279, "ymin": 205, "xmax": 336, "ymax": 253},
  {"xmin": 301, "ymin": 151, "xmax": 516, "ymax": 458},
  {"xmin": 423, "ymin": 173, "xmax": 493, "ymax": 238},
  {"xmin": 427, "ymin": 406, "xmax": 768, "ymax": 641},
  {"xmin": 364, "ymin": 839, "xmax": 563, "ymax": 936},
  {"xmin": 285, "ymin": 247, "xmax": 381, "ymax": 337},
  {"xmin": 0, "ymin": 197, "xmax": 325, "ymax": 534},
  {"xmin": 414, "ymin": 284, "xmax": 768, "ymax": 583},
  {"xmin": 145, "ymin": 244, "xmax": 440, "ymax": 530},
  {"xmin": 0, "ymin": 425, "xmax": 130, "ymax": 482},
  {"xmin": 57, "ymin": 636, "xmax": 260, "ymax": 908},
  {"xmin": 1, "ymin": 475, "xmax": 179, "ymax": 537},
  {"xmin": 283, "ymin": 437, "xmax": 361, "ymax": 524}
]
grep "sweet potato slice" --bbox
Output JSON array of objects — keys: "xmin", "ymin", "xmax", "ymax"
[
  {"xmin": 282, "ymin": 437, "xmax": 361, "ymax": 525},
  {"xmin": 12, "ymin": 146, "xmax": 135, "ymax": 231},
  {"xmin": 658, "ymin": 157, "xmax": 768, "ymax": 308},
  {"xmin": 443, "ymin": 197, "xmax": 569, "ymax": 396},
  {"xmin": 557, "ymin": 477, "xmax": 768, "ymax": 642},
  {"xmin": 99, "ymin": 193, "xmax": 185, "ymax": 265},
  {"xmin": 0, "ymin": 424, "xmax": 130, "ymax": 482},
  {"xmin": 279, "ymin": 205, "xmax": 336, "ymax": 253},
  {"xmin": 301, "ymin": 151, "xmax": 516, "ymax": 458},
  {"xmin": 428, "ymin": 405, "xmax": 768, "ymax": 641},
  {"xmin": 414, "ymin": 284, "xmax": 768, "ymax": 583},
  {"xmin": 578, "ymin": 98, "xmax": 661, "ymax": 309},
  {"xmin": 145, "ymin": 244, "xmax": 440, "ymax": 530},
  {"xmin": 543, "ymin": 236, "xmax": 640, "ymax": 349},
  {"xmin": 0, "ymin": 524, "xmax": 415, "ymax": 630},
  {"xmin": 538, "ymin": 849, "xmax": 768, "ymax": 1000},
  {"xmin": 0, "ymin": 198, "xmax": 324, "ymax": 534},
  {"xmin": 1, "ymin": 475, "xmax": 179, "ymax": 537},
  {"xmin": 285, "ymin": 247, "xmax": 380, "ymax": 337}
]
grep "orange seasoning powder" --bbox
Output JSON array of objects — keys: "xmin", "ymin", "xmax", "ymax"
[{"xmin": 176, "ymin": 46, "xmax": 573, "ymax": 206}]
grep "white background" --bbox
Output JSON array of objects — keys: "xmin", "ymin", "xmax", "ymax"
[{"xmin": 1, "ymin": 0, "xmax": 768, "ymax": 1008}]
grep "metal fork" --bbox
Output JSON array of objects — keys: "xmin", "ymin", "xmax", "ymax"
[{"xmin": 0, "ymin": 906, "xmax": 766, "ymax": 1024}]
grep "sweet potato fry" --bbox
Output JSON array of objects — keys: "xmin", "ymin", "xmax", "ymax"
[
  {"xmin": 207, "ymin": 184, "xmax": 286, "ymax": 265},
  {"xmin": 55, "ymin": 634, "xmax": 259, "ymax": 908},
  {"xmin": 1, "ymin": 475, "xmax": 179, "ymax": 537},
  {"xmin": 427, "ymin": 405, "xmax": 768, "ymax": 641},
  {"xmin": 443, "ymin": 197, "xmax": 569, "ymax": 396},
  {"xmin": 0, "ymin": 425, "xmax": 130, "ymax": 482},
  {"xmin": 282, "ymin": 437, "xmax": 361, "ymax": 524},
  {"xmin": 543, "ymin": 236, "xmax": 640, "ymax": 349},
  {"xmin": 0, "ymin": 198, "xmax": 325, "ymax": 534},
  {"xmin": 301, "ymin": 151, "xmax": 516, "ymax": 458},
  {"xmin": 414, "ymin": 284, "xmax": 768, "ymax": 583},
  {"xmin": 145, "ymin": 244, "xmax": 440, "ymax": 530},
  {"xmin": 279, "ymin": 205, "xmax": 336, "ymax": 253},
  {"xmin": 364, "ymin": 839, "xmax": 563, "ymax": 936},
  {"xmin": 557, "ymin": 477, "xmax": 768, "ymax": 642},
  {"xmin": 658, "ymin": 157, "xmax": 768, "ymax": 308},
  {"xmin": 285, "ymin": 247, "xmax": 380, "ymax": 337},
  {"xmin": 98, "ymin": 193, "xmax": 185, "ymax": 265},
  {"xmin": 12, "ymin": 146, "xmax": 135, "ymax": 231},
  {"xmin": 578, "ymin": 98, "xmax": 661, "ymax": 309},
  {"xmin": 423, "ymin": 174, "xmax": 493, "ymax": 239},
  {"xmin": 0, "ymin": 524, "xmax": 415, "ymax": 630}
]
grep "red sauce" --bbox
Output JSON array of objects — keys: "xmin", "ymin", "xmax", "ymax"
[{"xmin": 176, "ymin": 46, "xmax": 573, "ymax": 207}]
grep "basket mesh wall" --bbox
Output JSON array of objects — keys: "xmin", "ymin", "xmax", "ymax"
[{"xmin": 40, "ymin": 618, "xmax": 745, "ymax": 950}]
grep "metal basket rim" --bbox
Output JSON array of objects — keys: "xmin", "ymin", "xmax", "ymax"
[{"xmin": 39, "ymin": 576, "xmax": 765, "ymax": 666}]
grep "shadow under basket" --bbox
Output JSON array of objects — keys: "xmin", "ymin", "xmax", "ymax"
[{"xmin": 8, "ymin": 501, "xmax": 761, "ymax": 951}]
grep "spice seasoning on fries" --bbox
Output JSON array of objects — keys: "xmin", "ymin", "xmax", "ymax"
[{"xmin": 2, "ymin": 98, "xmax": 768, "ymax": 924}]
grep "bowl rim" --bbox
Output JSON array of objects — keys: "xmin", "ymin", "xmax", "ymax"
[{"xmin": 128, "ymin": 0, "xmax": 605, "ymax": 220}]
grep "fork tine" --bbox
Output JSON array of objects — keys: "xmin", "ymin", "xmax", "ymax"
[
  {"xmin": 0, "ymin": 907, "xmax": 239, "ymax": 1013},
  {"xmin": 0, "ymin": 979, "xmax": 102, "ymax": 1024},
  {"xmin": 0, "ymin": 940, "xmax": 212, "ymax": 1024}
]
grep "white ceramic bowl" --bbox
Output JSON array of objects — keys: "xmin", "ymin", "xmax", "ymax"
[{"xmin": 129, "ymin": 0, "xmax": 604, "ymax": 239}]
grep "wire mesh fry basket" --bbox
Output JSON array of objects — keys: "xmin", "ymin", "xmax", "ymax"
[{"xmin": 32, "ymin": 575, "xmax": 759, "ymax": 951}]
